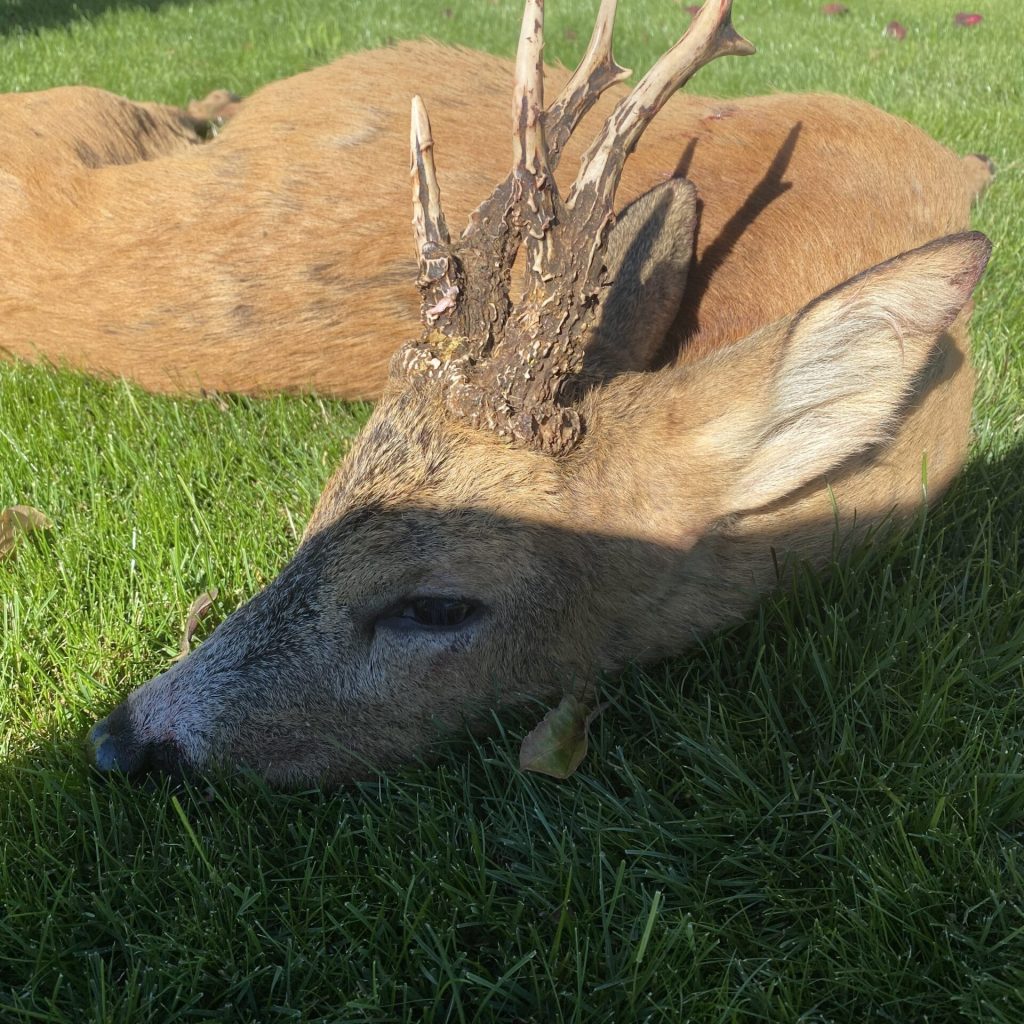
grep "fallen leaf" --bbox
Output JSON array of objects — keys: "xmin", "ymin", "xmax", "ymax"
[
  {"xmin": 884, "ymin": 20, "xmax": 907, "ymax": 40},
  {"xmin": 0, "ymin": 505, "xmax": 53, "ymax": 560},
  {"xmin": 821, "ymin": 3, "xmax": 849, "ymax": 15},
  {"xmin": 954, "ymin": 12, "xmax": 983, "ymax": 27},
  {"xmin": 519, "ymin": 694, "xmax": 605, "ymax": 780},
  {"xmin": 176, "ymin": 588, "xmax": 219, "ymax": 660}
]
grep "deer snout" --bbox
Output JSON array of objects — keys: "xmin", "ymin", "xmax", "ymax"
[{"xmin": 88, "ymin": 703, "xmax": 188, "ymax": 779}]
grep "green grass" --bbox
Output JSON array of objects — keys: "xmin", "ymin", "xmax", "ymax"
[{"xmin": 1, "ymin": 0, "xmax": 1023, "ymax": 1020}]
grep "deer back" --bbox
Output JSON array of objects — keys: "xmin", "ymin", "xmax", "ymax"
[{"xmin": 1, "ymin": 41, "xmax": 983, "ymax": 399}]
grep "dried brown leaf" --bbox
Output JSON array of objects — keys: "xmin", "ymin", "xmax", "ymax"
[
  {"xmin": 176, "ymin": 588, "xmax": 219, "ymax": 660},
  {"xmin": 0, "ymin": 505, "xmax": 53, "ymax": 561},
  {"xmin": 519, "ymin": 695, "xmax": 605, "ymax": 780}
]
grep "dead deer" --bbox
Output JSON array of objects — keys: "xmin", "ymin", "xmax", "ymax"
[
  {"xmin": 86, "ymin": 0, "xmax": 990, "ymax": 786},
  {"xmin": 1, "ymin": 11, "xmax": 990, "ymax": 400}
]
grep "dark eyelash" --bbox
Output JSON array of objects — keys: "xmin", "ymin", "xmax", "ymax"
[{"xmin": 376, "ymin": 597, "xmax": 482, "ymax": 632}]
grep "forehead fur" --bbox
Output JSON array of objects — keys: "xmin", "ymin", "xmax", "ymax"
[{"xmin": 306, "ymin": 384, "xmax": 566, "ymax": 537}]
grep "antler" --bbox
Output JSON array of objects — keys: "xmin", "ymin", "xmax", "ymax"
[
  {"xmin": 400, "ymin": 0, "xmax": 754, "ymax": 454},
  {"xmin": 569, "ymin": 0, "xmax": 754, "ymax": 216},
  {"xmin": 543, "ymin": 0, "xmax": 632, "ymax": 164},
  {"xmin": 410, "ymin": 97, "xmax": 456, "ymax": 325},
  {"xmin": 404, "ymin": 0, "xmax": 633, "ymax": 361}
]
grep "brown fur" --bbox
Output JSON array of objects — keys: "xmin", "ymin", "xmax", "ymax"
[
  {"xmin": 1, "ymin": 42, "xmax": 987, "ymax": 400},
  {"xmin": 100, "ymin": 223, "xmax": 987, "ymax": 787},
  {"xmin": 80, "ymin": 26, "xmax": 993, "ymax": 785}
]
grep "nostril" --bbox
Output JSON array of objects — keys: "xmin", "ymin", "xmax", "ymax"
[
  {"xmin": 87, "ymin": 704, "xmax": 185, "ymax": 779},
  {"xmin": 89, "ymin": 718, "xmax": 122, "ymax": 772},
  {"xmin": 88, "ymin": 705, "xmax": 146, "ymax": 776}
]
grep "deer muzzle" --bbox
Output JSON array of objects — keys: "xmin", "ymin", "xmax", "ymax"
[{"xmin": 89, "ymin": 703, "xmax": 188, "ymax": 779}]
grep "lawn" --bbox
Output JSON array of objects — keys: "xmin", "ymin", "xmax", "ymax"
[{"xmin": 1, "ymin": 0, "xmax": 1022, "ymax": 1020}]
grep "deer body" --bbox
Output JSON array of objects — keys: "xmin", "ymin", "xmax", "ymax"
[
  {"xmin": 78, "ymin": 0, "xmax": 991, "ymax": 786},
  {"xmin": 2, "ymin": 42, "xmax": 980, "ymax": 399}
]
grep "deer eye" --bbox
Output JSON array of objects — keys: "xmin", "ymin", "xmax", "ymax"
[{"xmin": 376, "ymin": 597, "xmax": 481, "ymax": 632}]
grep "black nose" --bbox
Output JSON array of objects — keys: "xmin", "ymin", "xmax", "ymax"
[
  {"xmin": 88, "ymin": 705, "xmax": 184, "ymax": 778},
  {"xmin": 89, "ymin": 717, "xmax": 123, "ymax": 771}
]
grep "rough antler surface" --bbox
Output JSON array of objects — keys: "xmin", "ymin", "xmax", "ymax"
[
  {"xmin": 400, "ymin": 0, "xmax": 754, "ymax": 453},
  {"xmin": 542, "ymin": 0, "xmax": 632, "ymax": 164}
]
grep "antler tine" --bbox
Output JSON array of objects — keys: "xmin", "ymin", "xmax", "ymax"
[
  {"xmin": 410, "ymin": 96, "xmax": 450, "ymax": 257},
  {"xmin": 544, "ymin": 0, "xmax": 632, "ymax": 166},
  {"xmin": 512, "ymin": 0, "xmax": 567, "ymax": 300},
  {"xmin": 568, "ymin": 0, "xmax": 753, "ymax": 216},
  {"xmin": 410, "ymin": 96, "xmax": 459, "ymax": 325},
  {"xmin": 512, "ymin": 0, "xmax": 551, "ymax": 180}
]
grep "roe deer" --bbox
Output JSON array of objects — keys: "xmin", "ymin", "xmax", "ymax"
[
  {"xmin": 1, "ymin": 10, "xmax": 991, "ymax": 400},
  {"xmin": 87, "ymin": 0, "xmax": 991, "ymax": 786}
]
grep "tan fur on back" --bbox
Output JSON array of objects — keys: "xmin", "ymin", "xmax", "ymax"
[{"xmin": 0, "ymin": 42, "xmax": 978, "ymax": 399}]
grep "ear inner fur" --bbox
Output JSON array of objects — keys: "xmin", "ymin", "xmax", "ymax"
[{"xmin": 729, "ymin": 232, "xmax": 990, "ymax": 512}]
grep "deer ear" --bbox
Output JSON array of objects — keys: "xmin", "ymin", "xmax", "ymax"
[
  {"xmin": 724, "ymin": 231, "xmax": 992, "ymax": 512},
  {"xmin": 584, "ymin": 178, "xmax": 698, "ymax": 377}
]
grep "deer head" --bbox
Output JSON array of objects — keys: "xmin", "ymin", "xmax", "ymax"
[{"xmin": 87, "ymin": 0, "xmax": 990, "ymax": 786}]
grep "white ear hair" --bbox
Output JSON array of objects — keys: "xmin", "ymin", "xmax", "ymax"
[{"xmin": 729, "ymin": 231, "xmax": 991, "ymax": 511}]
